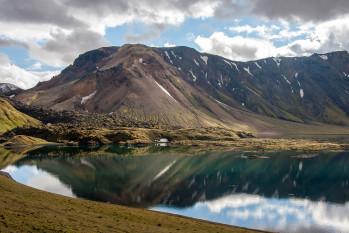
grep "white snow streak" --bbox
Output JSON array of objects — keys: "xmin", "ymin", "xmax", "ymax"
[
  {"xmin": 300, "ymin": 89, "xmax": 304, "ymax": 98},
  {"xmin": 273, "ymin": 58, "xmax": 281, "ymax": 67},
  {"xmin": 201, "ymin": 56, "xmax": 208, "ymax": 65},
  {"xmin": 223, "ymin": 60, "xmax": 232, "ymax": 68},
  {"xmin": 165, "ymin": 51, "xmax": 173, "ymax": 64},
  {"xmin": 254, "ymin": 62, "xmax": 262, "ymax": 69},
  {"xmin": 243, "ymin": 66, "xmax": 254, "ymax": 77},
  {"xmin": 189, "ymin": 70, "xmax": 197, "ymax": 82},
  {"xmin": 81, "ymin": 91, "xmax": 96, "ymax": 105},
  {"xmin": 194, "ymin": 59, "xmax": 200, "ymax": 66},
  {"xmin": 170, "ymin": 50, "xmax": 177, "ymax": 59},
  {"xmin": 282, "ymin": 75, "xmax": 291, "ymax": 85},
  {"xmin": 154, "ymin": 80, "xmax": 177, "ymax": 103},
  {"xmin": 232, "ymin": 62, "xmax": 240, "ymax": 72}
]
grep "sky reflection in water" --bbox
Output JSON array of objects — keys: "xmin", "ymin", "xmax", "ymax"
[{"xmin": 2, "ymin": 146, "xmax": 349, "ymax": 233}]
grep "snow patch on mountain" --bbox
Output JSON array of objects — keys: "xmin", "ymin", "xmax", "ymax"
[
  {"xmin": 254, "ymin": 62, "xmax": 262, "ymax": 69},
  {"xmin": 154, "ymin": 80, "xmax": 177, "ymax": 103},
  {"xmin": 218, "ymin": 74, "xmax": 224, "ymax": 87},
  {"xmin": 243, "ymin": 66, "xmax": 254, "ymax": 77},
  {"xmin": 194, "ymin": 59, "xmax": 200, "ymax": 67},
  {"xmin": 170, "ymin": 50, "xmax": 177, "ymax": 59},
  {"xmin": 273, "ymin": 58, "xmax": 282, "ymax": 67},
  {"xmin": 81, "ymin": 91, "xmax": 97, "ymax": 105},
  {"xmin": 189, "ymin": 70, "xmax": 197, "ymax": 82},
  {"xmin": 319, "ymin": 55, "xmax": 328, "ymax": 60},
  {"xmin": 223, "ymin": 60, "xmax": 232, "ymax": 68},
  {"xmin": 201, "ymin": 56, "xmax": 208, "ymax": 65},
  {"xmin": 164, "ymin": 51, "xmax": 173, "ymax": 64},
  {"xmin": 0, "ymin": 83, "xmax": 18, "ymax": 92},
  {"xmin": 300, "ymin": 89, "xmax": 304, "ymax": 98},
  {"xmin": 282, "ymin": 75, "xmax": 291, "ymax": 85},
  {"xmin": 224, "ymin": 60, "xmax": 240, "ymax": 72},
  {"xmin": 232, "ymin": 63, "xmax": 240, "ymax": 72}
]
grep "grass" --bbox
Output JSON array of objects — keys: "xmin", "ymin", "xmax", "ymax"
[
  {"xmin": 0, "ymin": 98, "xmax": 40, "ymax": 134},
  {"xmin": 0, "ymin": 175, "xmax": 262, "ymax": 233},
  {"xmin": 2, "ymin": 135, "xmax": 49, "ymax": 147}
]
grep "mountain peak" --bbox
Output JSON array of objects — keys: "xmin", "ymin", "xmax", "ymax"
[{"xmin": 15, "ymin": 44, "xmax": 349, "ymax": 130}]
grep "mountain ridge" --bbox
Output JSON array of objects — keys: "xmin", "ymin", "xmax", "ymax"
[{"xmin": 15, "ymin": 44, "xmax": 349, "ymax": 133}]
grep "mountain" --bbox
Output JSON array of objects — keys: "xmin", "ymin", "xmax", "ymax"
[
  {"xmin": 15, "ymin": 44, "xmax": 349, "ymax": 131},
  {"xmin": 0, "ymin": 98, "xmax": 40, "ymax": 134},
  {"xmin": 0, "ymin": 83, "xmax": 22, "ymax": 96}
]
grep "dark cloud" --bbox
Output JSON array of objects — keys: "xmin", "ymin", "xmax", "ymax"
[
  {"xmin": 35, "ymin": 28, "xmax": 108, "ymax": 65},
  {"xmin": 0, "ymin": 0, "xmax": 348, "ymax": 67},
  {"xmin": 213, "ymin": 0, "xmax": 245, "ymax": 18},
  {"xmin": 0, "ymin": 0, "xmax": 85, "ymax": 28},
  {"xmin": 250, "ymin": 0, "xmax": 349, "ymax": 21}
]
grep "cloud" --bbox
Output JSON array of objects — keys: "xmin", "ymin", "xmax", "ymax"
[
  {"xmin": 0, "ymin": 37, "xmax": 28, "ymax": 48},
  {"xmin": 195, "ymin": 32, "xmax": 281, "ymax": 61},
  {"xmin": 249, "ymin": 0, "xmax": 349, "ymax": 22},
  {"xmin": 195, "ymin": 14, "xmax": 349, "ymax": 61},
  {"xmin": 0, "ymin": 53, "xmax": 59, "ymax": 89},
  {"xmin": 0, "ymin": 0, "xmax": 85, "ymax": 28},
  {"xmin": 27, "ymin": 62, "xmax": 43, "ymax": 71},
  {"xmin": 29, "ymin": 28, "xmax": 108, "ymax": 67},
  {"xmin": 281, "ymin": 15, "xmax": 349, "ymax": 55},
  {"xmin": 0, "ymin": 0, "xmax": 348, "ymax": 68},
  {"xmin": 0, "ymin": 0, "xmax": 242, "ymax": 67},
  {"xmin": 164, "ymin": 42, "xmax": 176, "ymax": 47}
]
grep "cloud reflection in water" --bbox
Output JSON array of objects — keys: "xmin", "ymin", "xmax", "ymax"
[
  {"xmin": 3, "ymin": 165, "xmax": 75, "ymax": 198},
  {"xmin": 153, "ymin": 193, "xmax": 349, "ymax": 233}
]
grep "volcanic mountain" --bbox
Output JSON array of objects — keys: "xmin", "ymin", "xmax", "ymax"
[{"xmin": 15, "ymin": 44, "xmax": 349, "ymax": 132}]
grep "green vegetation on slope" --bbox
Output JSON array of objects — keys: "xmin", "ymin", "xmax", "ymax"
[
  {"xmin": 0, "ymin": 175, "xmax": 260, "ymax": 233},
  {"xmin": 0, "ymin": 98, "xmax": 40, "ymax": 134},
  {"xmin": 2, "ymin": 135, "xmax": 49, "ymax": 147}
]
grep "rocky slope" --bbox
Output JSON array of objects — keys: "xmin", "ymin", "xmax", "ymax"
[{"xmin": 15, "ymin": 44, "xmax": 349, "ymax": 131}]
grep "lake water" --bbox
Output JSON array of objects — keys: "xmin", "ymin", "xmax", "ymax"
[{"xmin": 2, "ymin": 145, "xmax": 349, "ymax": 233}]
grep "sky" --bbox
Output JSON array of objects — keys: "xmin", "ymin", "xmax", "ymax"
[{"xmin": 0, "ymin": 0, "xmax": 349, "ymax": 89}]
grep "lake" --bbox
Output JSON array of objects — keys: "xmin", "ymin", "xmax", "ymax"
[{"xmin": 2, "ymin": 145, "xmax": 349, "ymax": 233}]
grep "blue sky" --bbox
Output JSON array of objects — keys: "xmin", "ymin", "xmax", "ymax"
[{"xmin": 0, "ymin": 0, "xmax": 348, "ymax": 89}]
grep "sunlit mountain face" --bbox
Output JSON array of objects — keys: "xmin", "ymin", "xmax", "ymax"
[
  {"xmin": 3, "ymin": 146, "xmax": 349, "ymax": 233},
  {"xmin": 14, "ymin": 45, "xmax": 349, "ymax": 130}
]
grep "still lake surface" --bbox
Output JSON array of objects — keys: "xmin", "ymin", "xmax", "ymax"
[{"xmin": 2, "ymin": 145, "xmax": 349, "ymax": 233}]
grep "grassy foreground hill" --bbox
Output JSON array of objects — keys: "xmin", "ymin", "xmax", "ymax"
[
  {"xmin": 0, "ymin": 98, "xmax": 40, "ymax": 134},
  {"xmin": 0, "ymin": 175, "xmax": 260, "ymax": 233}
]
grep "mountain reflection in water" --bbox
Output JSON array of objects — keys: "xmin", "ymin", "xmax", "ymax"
[{"xmin": 2, "ymin": 145, "xmax": 349, "ymax": 233}]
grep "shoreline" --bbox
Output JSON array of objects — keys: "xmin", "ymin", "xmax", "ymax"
[{"xmin": 0, "ymin": 173, "xmax": 265, "ymax": 233}]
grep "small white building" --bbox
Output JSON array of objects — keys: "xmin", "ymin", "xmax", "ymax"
[{"xmin": 159, "ymin": 138, "xmax": 169, "ymax": 143}]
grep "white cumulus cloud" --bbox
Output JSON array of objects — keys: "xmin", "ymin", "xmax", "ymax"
[{"xmin": 0, "ymin": 53, "xmax": 59, "ymax": 89}]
